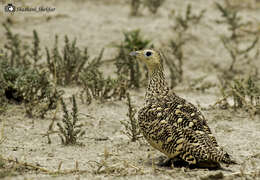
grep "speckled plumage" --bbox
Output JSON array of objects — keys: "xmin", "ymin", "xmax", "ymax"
[{"xmin": 130, "ymin": 49, "xmax": 234, "ymax": 167}]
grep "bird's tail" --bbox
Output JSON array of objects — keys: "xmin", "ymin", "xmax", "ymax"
[
  {"xmin": 218, "ymin": 150, "xmax": 237, "ymax": 164},
  {"xmin": 185, "ymin": 139, "xmax": 237, "ymax": 166},
  {"xmin": 207, "ymin": 146, "xmax": 237, "ymax": 165}
]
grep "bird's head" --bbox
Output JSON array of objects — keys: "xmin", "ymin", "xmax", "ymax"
[{"xmin": 129, "ymin": 49, "xmax": 162, "ymax": 71}]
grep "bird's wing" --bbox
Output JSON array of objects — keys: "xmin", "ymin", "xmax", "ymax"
[
  {"xmin": 138, "ymin": 94, "xmax": 232, "ymax": 164},
  {"xmin": 165, "ymin": 94, "xmax": 219, "ymax": 146}
]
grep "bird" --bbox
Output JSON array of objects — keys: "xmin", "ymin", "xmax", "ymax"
[{"xmin": 130, "ymin": 49, "xmax": 235, "ymax": 168}]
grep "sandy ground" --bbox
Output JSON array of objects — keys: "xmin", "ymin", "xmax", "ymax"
[{"xmin": 1, "ymin": 0, "xmax": 260, "ymax": 179}]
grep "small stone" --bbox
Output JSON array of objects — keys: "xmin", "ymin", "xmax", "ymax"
[{"xmin": 191, "ymin": 113, "xmax": 195, "ymax": 117}]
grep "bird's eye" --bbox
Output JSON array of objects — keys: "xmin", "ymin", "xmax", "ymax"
[{"xmin": 145, "ymin": 51, "xmax": 152, "ymax": 57}]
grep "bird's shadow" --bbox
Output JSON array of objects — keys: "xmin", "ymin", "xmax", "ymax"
[{"xmin": 146, "ymin": 156, "xmax": 233, "ymax": 171}]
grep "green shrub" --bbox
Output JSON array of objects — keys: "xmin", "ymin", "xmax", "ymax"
[
  {"xmin": 79, "ymin": 49, "xmax": 127, "ymax": 104},
  {"xmin": 217, "ymin": 75, "xmax": 260, "ymax": 116},
  {"xmin": 143, "ymin": 0, "xmax": 165, "ymax": 14},
  {"xmin": 120, "ymin": 93, "xmax": 142, "ymax": 142},
  {"xmin": 114, "ymin": 29, "xmax": 152, "ymax": 88},
  {"xmin": 46, "ymin": 35, "xmax": 89, "ymax": 86},
  {"xmin": 57, "ymin": 95, "xmax": 85, "ymax": 145},
  {"xmin": 0, "ymin": 62, "xmax": 63, "ymax": 118}
]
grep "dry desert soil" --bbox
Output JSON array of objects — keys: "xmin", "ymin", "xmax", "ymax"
[{"xmin": 0, "ymin": 0, "xmax": 260, "ymax": 179}]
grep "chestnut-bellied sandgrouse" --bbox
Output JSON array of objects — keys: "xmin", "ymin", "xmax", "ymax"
[{"xmin": 130, "ymin": 49, "xmax": 235, "ymax": 168}]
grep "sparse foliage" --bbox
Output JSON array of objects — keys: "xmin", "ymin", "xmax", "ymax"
[
  {"xmin": 79, "ymin": 49, "xmax": 127, "ymax": 104},
  {"xmin": 29, "ymin": 30, "xmax": 42, "ymax": 66},
  {"xmin": 46, "ymin": 35, "xmax": 89, "ymax": 86},
  {"xmin": 2, "ymin": 23, "xmax": 30, "ymax": 67},
  {"xmin": 129, "ymin": 0, "xmax": 165, "ymax": 16},
  {"xmin": 143, "ymin": 0, "xmax": 165, "ymax": 14},
  {"xmin": 165, "ymin": 40, "xmax": 186, "ymax": 88},
  {"xmin": 167, "ymin": 4, "xmax": 205, "ymax": 88},
  {"xmin": 173, "ymin": 4, "xmax": 206, "ymax": 32},
  {"xmin": 0, "ymin": 62, "xmax": 63, "ymax": 118},
  {"xmin": 130, "ymin": 0, "xmax": 141, "ymax": 16},
  {"xmin": 57, "ymin": 96, "xmax": 85, "ymax": 145},
  {"xmin": 214, "ymin": 3, "xmax": 260, "ymax": 115},
  {"xmin": 188, "ymin": 76, "xmax": 216, "ymax": 92},
  {"xmin": 114, "ymin": 29, "xmax": 152, "ymax": 88},
  {"xmin": 215, "ymin": 2, "xmax": 259, "ymax": 74},
  {"xmin": 0, "ymin": 66, "xmax": 7, "ymax": 115},
  {"xmin": 2, "ymin": 24, "xmax": 43, "ymax": 68},
  {"xmin": 217, "ymin": 76, "xmax": 260, "ymax": 116},
  {"xmin": 0, "ymin": 24, "xmax": 63, "ymax": 118},
  {"xmin": 120, "ymin": 93, "xmax": 142, "ymax": 142}
]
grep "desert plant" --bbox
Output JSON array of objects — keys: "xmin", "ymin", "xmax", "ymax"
[
  {"xmin": 173, "ymin": 4, "xmax": 206, "ymax": 33},
  {"xmin": 130, "ymin": 0, "xmax": 141, "ymax": 16},
  {"xmin": 0, "ymin": 62, "xmax": 63, "ymax": 118},
  {"xmin": 0, "ymin": 65, "xmax": 7, "ymax": 115},
  {"xmin": 80, "ymin": 75, "xmax": 118, "ymax": 105},
  {"xmin": 57, "ymin": 95, "xmax": 85, "ymax": 145},
  {"xmin": 46, "ymin": 35, "xmax": 89, "ymax": 86},
  {"xmin": 143, "ymin": 0, "xmax": 165, "ymax": 14},
  {"xmin": 114, "ymin": 29, "xmax": 152, "ymax": 88},
  {"xmin": 2, "ymin": 23, "xmax": 30, "ymax": 67},
  {"xmin": 214, "ymin": 3, "xmax": 260, "ymax": 116},
  {"xmin": 79, "ymin": 49, "xmax": 127, "ymax": 105},
  {"xmin": 188, "ymin": 76, "xmax": 216, "ymax": 92},
  {"xmin": 165, "ymin": 40, "xmax": 186, "ymax": 88},
  {"xmin": 166, "ymin": 5, "xmax": 205, "ymax": 88},
  {"xmin": 0, "ymin": 102, "xmax": 6, "ymax": 115},
  {"xmin": 224, "ymin": 0, "xmax": 256, "ymax": 10},
  {"xmin": 120, "ymin": 93, "xmax": 142, "ymax": 142},
  {"xmin": 2, "ymin": 23, "xmax": 45, "ymax": 70},
  {"xmin": 215, "ymin": 2, "xmax": 259, "ymax": 73},
  {"xmin": 217, "ymin": 75, "xmax": 260, "ymax": 116},
  {"xmin": 129, "ymin": 0, "xmax": 165, "ymax": 16},
  {"xmin": 29, "ymin": 30, "xmax": 42, "ymax": 66}
]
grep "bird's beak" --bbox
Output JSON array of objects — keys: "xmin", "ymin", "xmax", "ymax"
[{"xmin": 129, "ymin": 51, "xmax": 139, "ymax": 56}]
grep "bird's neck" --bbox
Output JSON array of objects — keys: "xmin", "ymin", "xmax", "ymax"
[{"xmin": 145, "ymin": 66, "xmax": 169, "ymax": 103}]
